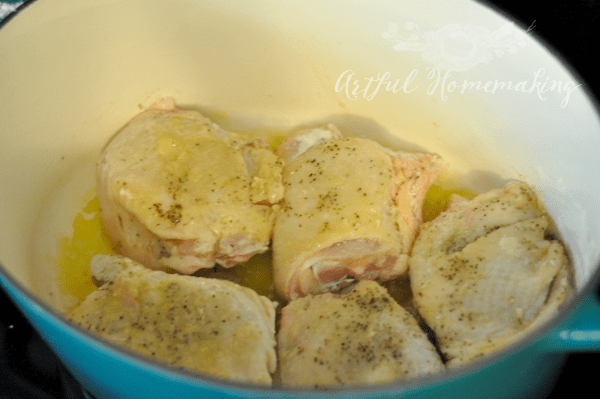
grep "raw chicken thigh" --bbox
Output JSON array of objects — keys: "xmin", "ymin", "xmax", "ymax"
[
  {"xmin": 277, "ymin": 280, "xmax": 445, "ymax": 387},
  {"xmin": 69, "ymin": 254, "xmax": 278, "ymax": 385},
  {"xmin": 273, "ymin": 125, "xmax": 438, "ymax": 300},
  {"xmin": 97, "ymin": 98, "xmax": 283, "ymax": 274},
  {"xmin": 409, "ymin": 181, "xmax": 572, "ymax": 366}
]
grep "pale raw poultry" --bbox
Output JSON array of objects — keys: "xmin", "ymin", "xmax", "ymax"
[
  {"xmin": 273, "ymin": 125, "xmax": 439, "ymax": 300},
  {"xmin": 409, "ymin": 181, "xmax": 573, "ymax": 366},
  {"xmin": 69, "ymin": 254, "xmax": 278, "ymax": 385},
  {"xmin": 97, "ymin": 98, "xmax": 283, "ymax": 274}
]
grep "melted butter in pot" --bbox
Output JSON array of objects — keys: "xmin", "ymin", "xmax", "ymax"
[
  {"xmin": 422, "ymin": 183, "xmax": 477, "ymax": 223},
  {"xmin": 56, "ymin": 196, "xmax": 115, "ymax": 303}
]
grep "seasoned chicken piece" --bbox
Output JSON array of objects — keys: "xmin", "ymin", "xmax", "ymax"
[
  {"xmin": 277, "ymin": 280, "xmax": 445, "ymax": 387},
  {"xmin": 273, "ymin": 125, "xmax": 438, "ymax": 300},
  {"xmin": 97, "ymin": 98, "xmax": 283, "ymax": 274},
  {"xmin": 409, "ymin": 181, "xmax": 572, "ymax": 366},
  {"xmin": 69, "ymin": 254, "xmax": 277, "ymax": 385}
]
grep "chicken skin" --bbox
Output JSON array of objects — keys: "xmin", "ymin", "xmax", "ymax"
[
  {"xmin": 277, "ymin": 280, "xmax": 444, "ymax": 387},
  {"xmin": 69, "ymin": 254, "xmax": 277, "ymax": 385},
  {"xmin": 97, "ymin": 98, "xmax": 283, "ymax": 274},
  {"xmin": 273, "ymin": 125, "xmax": 438, "ymax": 300},
  {"xmin": 409, "ymin": 181, "xmax": 572, "ymax": 366}
]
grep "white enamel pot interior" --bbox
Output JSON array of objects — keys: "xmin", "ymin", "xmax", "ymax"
[{"xmin": 1, "ymin": 1, "xmax": 600, "ymax": 398}]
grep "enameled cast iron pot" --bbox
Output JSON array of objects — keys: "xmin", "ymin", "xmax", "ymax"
[{"xmin": 1, "ymin": 1, "xmax": 600, "ymax": 398}]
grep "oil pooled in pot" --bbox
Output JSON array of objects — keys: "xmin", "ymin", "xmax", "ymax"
[
  {"xmin": 55, "ymin": 178, "xmax": 475, "ymax": 311},
  {"xmin": 56, "ymin": 196, "xmax": 115, "ymax": 304}
]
